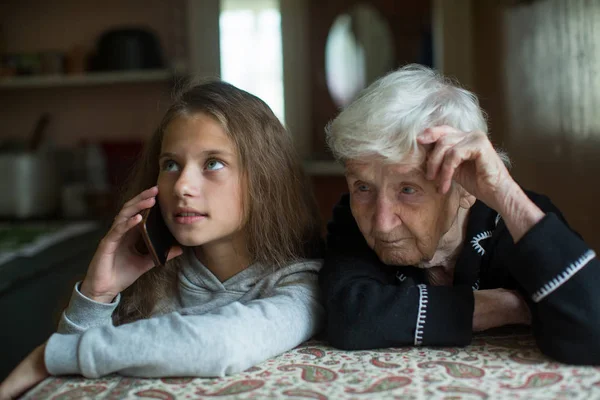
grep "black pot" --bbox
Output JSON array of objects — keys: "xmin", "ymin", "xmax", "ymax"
[{"xmin": 91, "ymin": 28, "xmax": 164, "ymax": 71}]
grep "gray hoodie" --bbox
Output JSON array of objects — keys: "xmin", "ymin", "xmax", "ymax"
[{"xmin": 44, "ymin": 248, "xmax": 324, "ymax": 378}]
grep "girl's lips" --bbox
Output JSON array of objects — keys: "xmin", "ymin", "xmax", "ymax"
[{"xmin": 173, "ymin": 212, "xmax": 207, "ymax": 224}]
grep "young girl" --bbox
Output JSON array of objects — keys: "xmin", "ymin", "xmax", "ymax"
[{"xmin": 0, "ymin": 82, "xmax": 324, "ymax": 399}]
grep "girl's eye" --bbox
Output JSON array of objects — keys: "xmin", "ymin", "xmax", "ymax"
[
  {"xmin": 161, "ymin": 160, "xmax": 179, "ymax": 172},
  {"xmin": 401, "ymin": 186, "xmax": 417, "ymax": 195},
  {"xmin": 206, "ymin": 159, "xmax": 225, "ymax": 171}
]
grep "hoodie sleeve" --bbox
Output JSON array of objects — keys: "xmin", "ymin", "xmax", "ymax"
[
  {"xmin": 320, "ymin": 194, "xmax": 474, "ymax": 350},
  {"xmin": 45, "ymin": 269, "xmax": 324, "ymax": 378},
  {"xmin": 56, "ymin": 283, "xmax": 119, "ymax": 334}
]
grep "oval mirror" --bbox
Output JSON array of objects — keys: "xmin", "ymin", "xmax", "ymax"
[{"xmin": 325, "ymin": 3, "xmax": 395, "ymax": 108}]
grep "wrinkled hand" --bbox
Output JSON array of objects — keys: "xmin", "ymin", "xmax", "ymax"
[
  {"xmin": 418, "ymin": 125, "xmax": 545, "ymax": 242},
  {"xmin": 0, "ymin": 343, "xmax": 49, "ymax": 400},
  {"xmin": 473, "ymin": 288, "xmax": 531, "ymax": 332},
  {"xmin": 417, "ymin": 126, "xmax": 515, "ymax": 211},
  {"xmin": 80, "ymin": 186, "xmax": 182, "ymax": 303}
]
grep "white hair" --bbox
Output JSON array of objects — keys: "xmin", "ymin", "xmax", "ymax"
[{"xmin": 326, "ymin": 64, "xmax": 510, "ymax": 166}]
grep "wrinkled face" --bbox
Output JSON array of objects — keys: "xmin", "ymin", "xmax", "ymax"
[
  {"xmin": 346, "ymin": 153, "xmax": 462, "ymax": 266},
  {"xmin": 157, "ymin": 113, "xmax": 246, "ymax": 248}
]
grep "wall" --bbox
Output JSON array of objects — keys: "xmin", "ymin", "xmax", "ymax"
[
  {"xmin": 432, "ymin": 0, "xmax": 474, "ymax": 89},
  {"xmin": 186, "ymin": 0, "xmax": 221, "ymax": 80},
  {"xmin": 473, "ymin": 0, "xmax": 600, "ymax": 251},
  {"xmin": 281, "ymin": 0, "xmax": 312, "ymax": 158},
  {"xmin": 308, "ymin": 0, "xmax": 433, "ymax": 159}
]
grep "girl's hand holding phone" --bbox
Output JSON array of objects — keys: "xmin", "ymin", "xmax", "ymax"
[{"xmin": 80, "ymin": 186, "xmax": 182, "ymax": 304}]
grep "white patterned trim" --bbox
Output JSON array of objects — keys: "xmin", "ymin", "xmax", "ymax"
[
  {"xmin": 471, "ymin": 231, "xmax": 493, "ymax": 256},
  {"xmin": 414, "ymin": 284, "xmax": 428, "ymax": 346},
  {"xmin": 531, "ymin": 250, "xmax": 596, "ymax": 303},
  {"xmin": 495, "ymin": 213, "xmax": 502, "ymax": 226},
  {"xmin": 396, "ymin": 272, "xmax": 407, "ymax": 282},
  {"xmin": 472, "ymin": 279, "xmax": 480, "ymax": 291}
]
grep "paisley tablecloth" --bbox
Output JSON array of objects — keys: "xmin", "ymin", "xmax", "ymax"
[{"xmin": 22, "ymin": 328, "xmax": 600, "ymax": 399}]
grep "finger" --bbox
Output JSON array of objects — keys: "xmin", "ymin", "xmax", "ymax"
[
  {"xmin": 417, "ymin": 125, "xmax": 460, "ymax": 144},
  {"xmin": 103, "ymin": 213, "xmax": 144, "ymax": 248},
  {"xmin": 120, "ymin": 186, "xmax": 159, "ymax": 214},
  {"xmin": 114, "ymin": 196, "xmax": 156, "ymax": 225},
  {"xmin": 166, "ymin": 246, "xmax": 184, "ymax": 262},
  {"xmin": 417, "ymin": 128, "xmax": 446, "ymax": 145},
  {"xmin": 438, "ymin": 146, "xmax": 476, "ymax": 194},
  {"xmin": 424, "ymin": 135, "xmax": 464, "ymax": 181}
]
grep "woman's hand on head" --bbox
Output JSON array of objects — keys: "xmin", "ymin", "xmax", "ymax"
[
  {"xmin": 0, "ymin": 343, "xmax": 48, "ymax": 400},
  {"xmin": 417, "ymin": 126, "xmax": 516, "ymax": 211},
  {"xmin": 80, "ymin": 186, "xmax": 183, "ymax": 304},
  {"xmin": 418, "ymin": 126, "xmax": 545, "ymax": 242}
]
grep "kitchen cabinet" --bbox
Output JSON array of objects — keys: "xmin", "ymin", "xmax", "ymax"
[{"xmin": 0, "ymin": 222, "xmax": 106, "ymax": 380}]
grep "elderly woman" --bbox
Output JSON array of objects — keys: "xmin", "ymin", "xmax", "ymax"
[{"xmin": 320, "ymin": 64, "xmax": 599, "ymax": 364}]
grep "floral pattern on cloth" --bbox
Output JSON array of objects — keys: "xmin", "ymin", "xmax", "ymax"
[{"xmin": 23, "ymin": 328, "xmax": 600, "ymax": 399}]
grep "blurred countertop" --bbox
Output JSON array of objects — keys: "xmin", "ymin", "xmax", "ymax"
[{"xmin": 0, "ymin": 219, "xmax": 107, "ymax": 295}]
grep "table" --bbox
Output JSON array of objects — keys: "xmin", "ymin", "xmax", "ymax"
[{"xmin": 22, "ymin": 327, "xmax": 600, "ymax": 399}]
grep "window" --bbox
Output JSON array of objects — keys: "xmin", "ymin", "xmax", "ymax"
[{"xmin": 219, "ymin": 0, "xmax": 285, "ymax": 123}]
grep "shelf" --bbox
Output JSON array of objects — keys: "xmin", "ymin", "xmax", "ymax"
[{"xmin": 0, "ymin": 69, "xmax": 174, "ymax": 89}]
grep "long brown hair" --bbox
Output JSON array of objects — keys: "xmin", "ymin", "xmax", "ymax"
[{"xmin": 113, "ymin": 81, "xmax": 322, "ymax": 324}]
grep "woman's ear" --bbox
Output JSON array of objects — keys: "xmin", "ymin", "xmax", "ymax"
[{"xmin": 458, "ymin": 188, "xmax": 476, "ymax": 210}]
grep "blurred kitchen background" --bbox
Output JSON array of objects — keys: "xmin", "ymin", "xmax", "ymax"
[{"xmin": 0, "ymin": 0, "xmax": 599, "ymax": 379}]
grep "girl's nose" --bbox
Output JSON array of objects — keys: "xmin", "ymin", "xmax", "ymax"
[{"xmin": 173, "ymin": 168, "xmax": 200, "ymax": 198}]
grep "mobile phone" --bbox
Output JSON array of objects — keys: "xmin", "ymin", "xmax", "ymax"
[{"xmin": 139, "ymin": 201, "xmax": 176, "ymax": 267}]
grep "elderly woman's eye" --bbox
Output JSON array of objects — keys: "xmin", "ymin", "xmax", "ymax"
[
  {"xmin": 357, "ymin": 184, "xmax": 370, "ymax": 192},
  {"xmin": 401, "ymin": 186, "xmax": 416, "ymax": 195}
]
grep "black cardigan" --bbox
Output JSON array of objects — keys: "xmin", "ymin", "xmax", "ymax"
[{"xmin": 319, "ymin": 192, "xmax": 600, "ymax": 364}]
